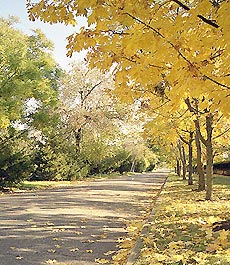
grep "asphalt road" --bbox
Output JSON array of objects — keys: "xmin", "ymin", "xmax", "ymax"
[{"xmin": 0, "ymin": 170, "xmax": 168, "ymax": 265}]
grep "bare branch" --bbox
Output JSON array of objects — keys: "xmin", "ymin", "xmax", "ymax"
[
  {"xmin": 173, "ymin": 0, "xmax": 190, "ymax": 10},
  {"xmin": 81, "ymin": 81, "xmax": 102, "ymax": 106},
  {"xmin": 184, "ymin": 98, "xmax": 196, "ymax": 113},
  {"xmin": 197, "ymin": 15, "xmax": 219, "ymax": 28}
]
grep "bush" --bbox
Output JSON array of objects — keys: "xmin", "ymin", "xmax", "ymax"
[
  {"xmin": 0, "ymin": 146, "xmax": 33, "ymax": 187},
  {"xmin": 135, "ymin": 158, "xmax": 147, "ymax": 172}
]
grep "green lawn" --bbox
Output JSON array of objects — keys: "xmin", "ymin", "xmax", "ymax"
[{"xmin": 214, "ymin": 174, "xmax": 230, "ymax": 187}]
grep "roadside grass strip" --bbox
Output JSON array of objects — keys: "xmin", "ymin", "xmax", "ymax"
[{"xmin": 136, "ymin": 174, "xmax": 230, "ymax": 265}]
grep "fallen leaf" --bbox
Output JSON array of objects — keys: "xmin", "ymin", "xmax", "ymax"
[
  {"xmin": 70, "ymin": 248, "xmax": 79, "ymax": 252},
  {"xmin": 46, "ymin": 260, "xmax": 57, "ymax": 264},
  {"xmin": 55, "ymin": 245, "xmax": 61, "ymax": 248},
  {"xmin": 104, "ymin": 250, "xmax": 115, "ymax": 256},
  {"xmin": 95, "ymin": 258, "xmax": 109, "ymax": 264},
  {"xmin": 75, "ymin": 231, "xmax": 83, "ymax": 235},
  {"xmin": 100, "ymin": 233, "xmax": 107, "ymax": 239},
  {"xmin": 219, "ymin": 230, "xmax": 229, "ymax": 245},
  {"xmin": 47, "ymin": 249, "xmax": 56, "ymax": 253},
  {"xmin": 206, "ymin": 243, "xmax": 221, "ymax": 253}
]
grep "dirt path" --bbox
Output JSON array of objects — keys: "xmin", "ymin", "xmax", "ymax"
[{"xmin": 0, "ymin": 170, "xmax": 168, "ymax": 265}]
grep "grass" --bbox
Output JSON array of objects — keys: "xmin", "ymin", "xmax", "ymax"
[
  {"xmin": 7, "ymin": 172, "xmax": 125, "ymax": 192},
  {"xmin": 214, "ymin": 174, "xmax": 230, "ymax": 187},
  {"xmin": 136, "ymin": 174, "xmax": 230, "ymax": 265},
  {"xmin": 15, "ymin": 180, "xmax": 75, "ymax": 191}
]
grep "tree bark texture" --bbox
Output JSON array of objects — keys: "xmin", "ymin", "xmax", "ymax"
[
  {"xmin": 176, "ymin": 158, "xmax": 181, "ymax": 177},
  {"xmin": 182, "ymin": 145, "xmax": 187, "ymax": 180},
  {"xmin": 131, "ymin": 160, "xmax": 135, "ymax": 172},
  {"xmin": 195, "ymin": 122, "xmax": 205, "ymax": 191},
  {"xmin": 178, "ymin": 141, "xmax": 186, "ymax": 180},
  {"xmin": 205, "ymin": 114, "xmax": 214, "ymax": 200},
  {"xmin": 74, "ymin": 128, "xmax": 82, "ymax": 153},
  {"xmin": 188, "ymin": 131, "xmax": 193, "ymax": 185}
]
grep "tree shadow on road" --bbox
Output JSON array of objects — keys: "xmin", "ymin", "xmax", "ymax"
[{"xmin": 0, "ymin": 173, "xmax": 167, "ymax": 265}]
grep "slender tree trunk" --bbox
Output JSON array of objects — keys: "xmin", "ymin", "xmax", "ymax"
[
  {"xmin": 181, "ymin": 145, "xmax": 187, "ymax": 180},
  {"xmin": 74, "ymin": 128, "xmax": 82, "ymax": 153},
  {"xmin": 176, "ymin": 158, "xmax": 181, "ymax": 177},
  {"xmin": 195, "ymin": 121, "xmax": 205, "ymax": 191},
  {"xmin": 178, "ymin": 141, "xmax": 186, "ymax": 180},
  {"xmin": 188, "ymin": 132, "xmax": 193, "ymax": 185},
  {"xmin": 205, "ymin": 114, "xmax": 213, "ymax": 200},
  {"xmin": 178, "ymin": 141, "xmax": 187, "ymax": 180},
  {"xmin": 131, "ymin": 160, "xmax": 135, "ymax": 172}
]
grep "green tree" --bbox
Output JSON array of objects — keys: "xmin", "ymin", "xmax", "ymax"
[{"xmin": 0, "ymin": 17, "xmax": 61, "ymax": 186}]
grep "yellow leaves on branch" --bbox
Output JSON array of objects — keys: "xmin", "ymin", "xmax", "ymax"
[
  {"xmin": 28, "ymin": 1, "xmax": 77, "ymax": 25},
  {"xmin": 27, "ymin": 0, "xmax": 230, "ymax": 114}
]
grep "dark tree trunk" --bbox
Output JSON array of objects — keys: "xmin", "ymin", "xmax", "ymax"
[
  {"xmin": 205, "ymin": 114, "xmax": 213, "ymax": 200},
  {"xmin": 195, "ymin": 121, "xmax": 205, "ymax": 191},
  {"xmin": 181, "ymin": 145, "xmax": 187, "ymax": 180},
  {"xmin": 74, "ymin": 128, "xmax": 82, "ymax": 153},
  {"xmin": 188, "ymin": 131, "xmax": 193, "ymax": 185},
  {"xmin": 178, "ymin": 141, "xmax": 186, "ymax": 180},
  {"xmin": 176, "ymin": 158, "xmax": 181, "ymax": 177}
]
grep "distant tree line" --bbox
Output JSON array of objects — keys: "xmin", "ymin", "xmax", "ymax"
[{"xmin": 0, "ymin": 17, "xmax": 158, "ymax": 188}]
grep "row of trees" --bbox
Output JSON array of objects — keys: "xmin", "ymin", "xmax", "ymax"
[
  {"xmin": 27, "ymin": 0, "xmax": 230, "ymax": 200},
  {"xmin": 0, "ymin": 17, "xmax": 158, "ymax": 187}
]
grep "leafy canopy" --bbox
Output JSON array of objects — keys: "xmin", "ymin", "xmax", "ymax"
[
  {"xmin": 0, "ymin": 17, "xmax": 59, "ymax": 129},
  {"xmin": 27, "ymin": 0, "xmax": 230, "ymax": 115}
]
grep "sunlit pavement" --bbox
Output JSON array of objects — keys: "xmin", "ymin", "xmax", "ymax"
[{"xmin": 0, "ymin": 170, "xmax": 168, "ymax": 265}]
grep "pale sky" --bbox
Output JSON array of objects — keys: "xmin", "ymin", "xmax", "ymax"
[{"xmin": 0, "ymin": 0, "xmax": 87, "ymax": 69}]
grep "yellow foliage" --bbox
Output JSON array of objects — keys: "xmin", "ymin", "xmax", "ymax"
[
  {"xmin": 27, "ymin": 0, "xmax": 229, "ymax": 113},
  {"xmin": 135, "ymin": 175, "xmax": 230, "ymax": 264}
]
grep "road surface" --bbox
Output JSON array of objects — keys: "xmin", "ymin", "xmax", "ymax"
[{"xmin": 0, "ymin": 170, "xmax": 168, "ymax": 265}]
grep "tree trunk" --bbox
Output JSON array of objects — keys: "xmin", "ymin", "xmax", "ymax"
[
  {"xmin": 188, "ymin": 132, "xmax": 193, "ymax": 185},
  {"xmin": 176, "ymin": 158, "xmax": 181, "ymax": 177},
  {"xmin": 178, "ymin": 141, "xmax": 187, "ymax": 180},
  {"xmin": 195, "ymin": 121, "xmax": 205, "ymax": 191},
  {"xmin": 74, "ymin": 128, "xmax": 82, "ymax": 153},
  {"xmin": 131, "ymin": 160, "xmax": 135, "ymax": 172},
  {"xmin": 205, "ymin": 114, "xmax": 213, "ymax": 200},
  {"xmin": 181, "ymin": 145, "xmax": 187, "ymax": 180}
]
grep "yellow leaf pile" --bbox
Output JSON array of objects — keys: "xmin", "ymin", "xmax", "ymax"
[{"xmin": 136, "ymin": 174, "xmax": 230, "ymax": 265}]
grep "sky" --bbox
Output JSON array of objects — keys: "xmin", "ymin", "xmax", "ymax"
[{"xmin": 0, "ymin": 0, "xmax": 87, "ymax": 69}]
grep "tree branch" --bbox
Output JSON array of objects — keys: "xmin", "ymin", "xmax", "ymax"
[
  {"xmin": 194, "ymin": 119, "xmax": 207, "ymax": 146},
  {"xmin": 81, "ymin": 81, "xmax": 102, "ymax": 106},
  {"xmin": 172, "ymin": 0, "xmax": 219, "ymax": 28},
  {"xmin": 213, "ymin": 127, "xmax": 230, "ymax": 140},
  {"xmin": 203, "ymin": 75, "xmax": 230, "ymax": 89},
  {"xmin": 125, "ymin": 13, "xmax": 230, "ymax": 90},
  {"xmin": 179, "ymin": 134, "xmax": 189, "ymax": 145},
  {"xmin": 197, "ymin": 15, "xmax": 219, "ymax": 29},
  {"xmin": 184, "ymin": 98, "xmax": 196, "ymax": 113}
]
